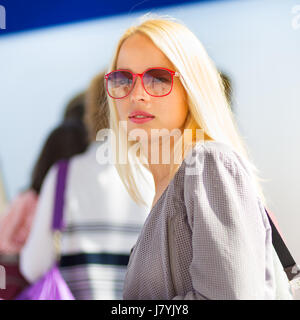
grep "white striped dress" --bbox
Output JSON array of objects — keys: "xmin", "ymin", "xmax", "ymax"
[{"xmin": 20, "ymin": 141, "xmax": 154, "ymax": 300}]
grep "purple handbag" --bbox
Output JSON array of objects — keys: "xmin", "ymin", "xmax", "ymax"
[{"xmin": 15, "ymin": 160, "xmax": 75, "ymax": 300}]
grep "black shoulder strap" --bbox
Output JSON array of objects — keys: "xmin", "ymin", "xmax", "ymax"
[{"xmin": 264, "ymin": 207, "xmax": 300, "ymax": 281}]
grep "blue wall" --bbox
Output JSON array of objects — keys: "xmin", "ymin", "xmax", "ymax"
[{"xmin": 0, "ymin": 0, "xmax": 223, "ymax": 36}]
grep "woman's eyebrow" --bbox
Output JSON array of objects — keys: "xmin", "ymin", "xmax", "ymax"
[
  {"xmin": 116, "ymin": 67, "xmax": 131, "ymax": 71},
  {"xmin": 115, "ymin": 66, "xmax": 168, "ymax": 71}
]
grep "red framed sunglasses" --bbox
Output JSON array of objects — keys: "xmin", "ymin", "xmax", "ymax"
[{"xmin": 104, "ymin": 67, "xmax": 180, "ymax": 99}]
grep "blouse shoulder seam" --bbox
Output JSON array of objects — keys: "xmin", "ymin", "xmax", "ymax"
[
  {"xmin": 187, "ymin": 140, "xmax": 240, "ymax": 167},
  {"xmin": 183, "ymin": 140, "xmax": 253, "ymax": 184}
]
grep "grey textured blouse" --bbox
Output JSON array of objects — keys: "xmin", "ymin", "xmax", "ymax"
[{"xmin": 122, "ymin": 141, "xmax": 293, "ymax": 300}]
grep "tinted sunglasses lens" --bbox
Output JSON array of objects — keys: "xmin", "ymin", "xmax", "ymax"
[
  {"xmin": 143, "ymin": 69, "xmax": 172, "ymax": 96},
  {"xmin": 107, "ymin": 71, "xmax": 133, "ymax": 98}
]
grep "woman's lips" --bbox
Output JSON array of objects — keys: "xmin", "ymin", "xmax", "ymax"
[
  {"xmin": 129, "ymin": 116, "xmax": 155, "ymax": 124},
  {"xmin": 128, "ymin": 111, "xmax": 155, "ymax": 124}
]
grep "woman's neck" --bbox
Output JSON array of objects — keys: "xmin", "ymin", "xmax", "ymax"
[{"xmin": 141, "ymin": 136, "xmax": 176, "ymax": 190}]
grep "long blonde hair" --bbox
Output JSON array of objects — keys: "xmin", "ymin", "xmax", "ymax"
[{"xmin": 106, "ymin": 13, "xmax": 268, "ymax": 208}]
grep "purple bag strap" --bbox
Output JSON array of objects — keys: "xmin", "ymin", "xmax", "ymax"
[{"xmin": 52, "ymin": 159, "xmax": 69, "ymax": 231}]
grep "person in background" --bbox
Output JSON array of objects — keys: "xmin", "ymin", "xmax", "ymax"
[
  {"xmin": 0, "ymin": 120, "xmax": 88, "ymax": 300},
  {"xmin": 20, "ymin": 70, "xmax": 153, "ymax": 300},
  {"xmin": 63, "ymin": 92, "xmax": 86, "ymax": 123},
  {"xmin": 0, "ymin": 159, "xmax": 7, "ymax": 216}
]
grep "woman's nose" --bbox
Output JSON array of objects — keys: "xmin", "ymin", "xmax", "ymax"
[{"xmin": 130, "ymin": 75, "xmax": 149, "ymax": 100}]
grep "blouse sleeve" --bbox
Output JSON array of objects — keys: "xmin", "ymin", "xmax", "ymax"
[
  {"xmin": 19, "ymin": 165, "xmax": 57, "ymax": 283},
  {"xmin": 172, "ymin": 142, "xmax": 272, "ymax": 300}
]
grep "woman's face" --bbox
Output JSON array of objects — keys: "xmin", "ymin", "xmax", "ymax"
[{"xmin": 115, "ymin": 32, "xmax": 189, "ymax": 145}]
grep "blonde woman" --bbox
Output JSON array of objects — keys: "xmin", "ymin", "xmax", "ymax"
[{"xmin": 104, "ymin": 14, "xmax": 293, "ymax": 300}]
